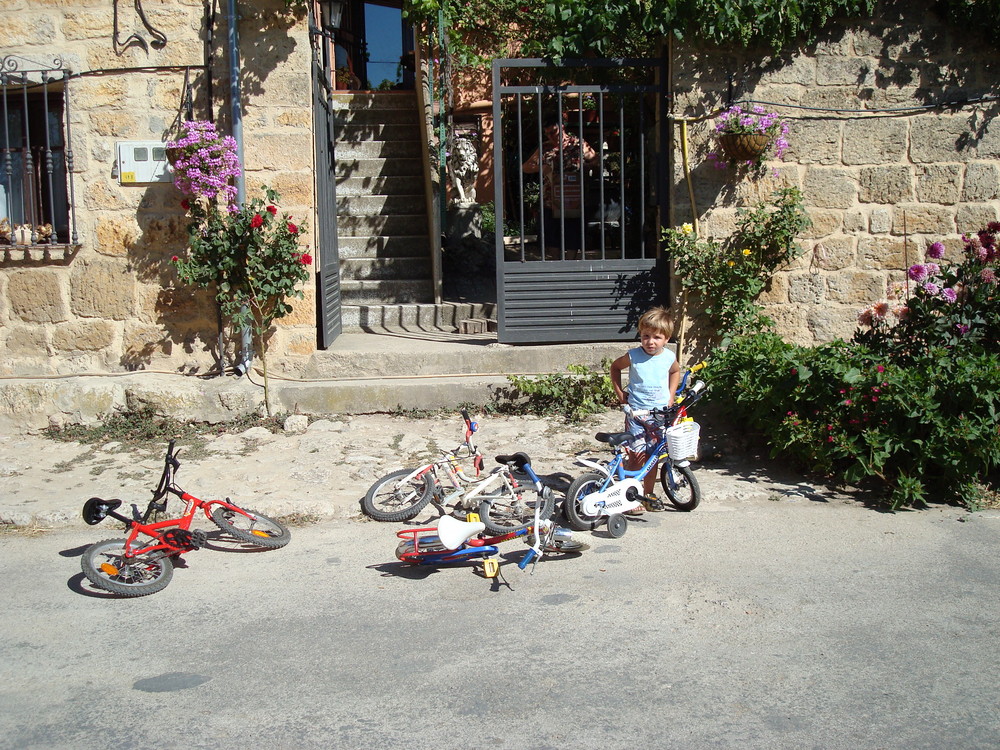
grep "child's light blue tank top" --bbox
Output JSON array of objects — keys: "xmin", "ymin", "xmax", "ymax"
[{"xmin": 627, "ymin": 347, "xmax": 676, "ymax": 409}]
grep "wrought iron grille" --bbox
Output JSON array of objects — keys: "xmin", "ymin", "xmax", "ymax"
[{"xmin": 1, "ymin": 54, "xmax": 78, "ymax": 248}]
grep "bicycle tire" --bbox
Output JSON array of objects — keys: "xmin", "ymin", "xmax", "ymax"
[
  {"xmin": 659, "ymin": 462, "xmax": 702, "ymax": 511},
  {"xmin": 210, "ymin": 506, "xmax": 291, "ymax": 548},
  {"xmin": 362, "ymin": 468, "xmax": 434, "ymax": 522},
  {"xmin": 563, "ymin": 472, "xmax": 607, "ymax": 531},
  {"xmin": 478, "ymin": 482, "xmax": 555, "ymax": 535},
  {"xmin": 81, "ymin": 538, "xmax": 174, "ymax": 597}
]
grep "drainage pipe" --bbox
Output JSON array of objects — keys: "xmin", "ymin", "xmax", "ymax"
[{"xmin": 225, "ymin": 0, "xmax": 253, "ymax": 376}]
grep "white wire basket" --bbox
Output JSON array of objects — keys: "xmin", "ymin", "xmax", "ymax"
[{"xmin": 665, "ymin": 421, "xmax": 700, "ymax": 461}]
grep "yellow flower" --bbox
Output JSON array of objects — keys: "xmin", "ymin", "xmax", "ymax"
[
  {"xmin": 681, "ymin": 223, "xmax": 694, "ymax": 234},
  {"xmin": 727, "ymin": 260, "xmax": 735, "ymax": 267},
  {"xmin": 742, "ymin": 248, "xmax": 752, "ymax": 256}
]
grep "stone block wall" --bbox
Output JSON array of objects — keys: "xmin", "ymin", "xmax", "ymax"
[
  {"xmin": 0, "ymin": 0, "xmax": 317, "ymax": 377},
  {"xmin": 670, "ymin": 0, "xmax": 1000, "ymax": 350}
]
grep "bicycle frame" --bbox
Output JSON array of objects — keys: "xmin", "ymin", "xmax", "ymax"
[
  {"xmin": 396, "ymin": 522, "xmax": 545, "ymax": 567},
  {"xmin": 84, "ymin": 441, "xmax": 266, "ymax": 560},
  {"xmin": 396, "ymin": 458, "xmax": 569, "ymax": 572}
]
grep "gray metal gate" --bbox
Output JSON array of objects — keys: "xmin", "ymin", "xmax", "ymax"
[
  {"xmin": 311, "ymin": 21, "xmax": 342, "ymax": 348},
  {"xmin": 492, "ymin": 57, "xmax": 669, "ymax": 343}
]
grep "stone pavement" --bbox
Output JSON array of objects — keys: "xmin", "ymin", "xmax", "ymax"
[{"xmin": 0, "ymin": 409, "xmax": 867, "ymax": 529}]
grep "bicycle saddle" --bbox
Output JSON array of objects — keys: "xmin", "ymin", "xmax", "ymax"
[
  {"xmin": 82, "ymin": 497, "xmax": 122, "ymax": 526},
  {"xmin": 495, "ymin": 452, "xmax": 531, "ymax": 470},
  {"xmin": 437, "ymin": 514, "xmax": 486, "ymax": 550},
  {"xmin": 595, "ymin": 432, "xmax": 632, "ymax": 447}
]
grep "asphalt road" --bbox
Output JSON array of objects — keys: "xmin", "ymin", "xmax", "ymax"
[{"xmin": 3, "ymin": 496, "xmax": 999, "ymax": 750}]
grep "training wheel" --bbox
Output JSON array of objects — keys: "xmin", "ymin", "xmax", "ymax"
[{"xmin": 607, "ymin": 513, "xmax": 628, "ymax": 538}]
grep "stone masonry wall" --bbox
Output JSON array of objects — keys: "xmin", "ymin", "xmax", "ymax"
[
  {"xmin": 0, "ymin": 0, "xmax": 317, "ymax": 377},
  {"xmin": 669, "ymin": 0, "xmax": 1000, "ymax": 352}
]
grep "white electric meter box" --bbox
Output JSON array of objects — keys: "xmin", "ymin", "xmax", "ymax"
[{"xmin": 117, "ymin": 141, "xmax": 171, "ymax": 184}]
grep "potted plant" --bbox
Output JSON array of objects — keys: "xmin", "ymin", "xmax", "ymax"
[{"xmin": 708, "ymin": 104, "xmax": 790, "ymax": 178}]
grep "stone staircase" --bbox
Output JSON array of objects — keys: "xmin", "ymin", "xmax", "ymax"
[{"xmin": 333, "ymin": 92, "xmax": 441, "ymax": 330}]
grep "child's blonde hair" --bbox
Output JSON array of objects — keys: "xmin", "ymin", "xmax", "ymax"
[{"xmin": 638, "ymin": 306, "xmax": 674, "ymax": 338}]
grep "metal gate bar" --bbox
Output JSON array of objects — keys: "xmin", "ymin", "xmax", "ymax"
[{"xmin": 492, "ymin": 57, "xmax": 668, "ymax": 343}]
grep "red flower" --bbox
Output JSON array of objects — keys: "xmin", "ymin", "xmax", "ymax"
[
  {"xmin": 287, "ymin": 222, "xmax": 298, "ymax": 234},
  {"xmin": 266, "ymin": 205, "xmax": 278, "ymax": 215},
  {"xmin": 171, "ymin": 255, "xmax": 179, "ymax": 262},
  {"xmin": 300, "ymin": 253, "xmax": 312, "ymax": 266},
  {"xmin": 250, "ymin": 213, "xmax": 264, "ymax": 229},
  {"xmin": 180, "ymin": 199, "xmax": 189, "ymax": 211}
]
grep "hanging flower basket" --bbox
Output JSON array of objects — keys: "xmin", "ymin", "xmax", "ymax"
[
  {"xmin": 708, "ymin": 105, "xmax": 791, "ymax": 178},
  {"xmin": 717, "ymin": 132, "xmax": 771, "ymax": 162}
]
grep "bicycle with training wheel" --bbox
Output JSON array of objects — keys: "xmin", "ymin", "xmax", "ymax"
[
  {"xmin": 363, "ymin": 413, "xmax": 554, "ymax": 534},
  {"xmin": 394, "ymin": 454, "xmax": 587, "ymax": 577},
  {"xmin": 80, "ymin": 440, "xmax": 291, "ymax": 597},
  {"xmin": 563, "ymin": 379, "xmax": 707, "ymax": 537}
]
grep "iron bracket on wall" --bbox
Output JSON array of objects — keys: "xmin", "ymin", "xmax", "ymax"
[{"xmin": 113, "ymin": 0, "xmax": 168, "ymax": 55}]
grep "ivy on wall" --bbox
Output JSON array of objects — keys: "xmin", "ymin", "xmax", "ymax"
[{"xmin": 401, "ymin": 0, "xmax": 1000, "ymax": 64}]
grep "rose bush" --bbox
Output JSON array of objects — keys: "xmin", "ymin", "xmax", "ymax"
[
  {"xmin": 174, "ymin": 186, "xmax": 310, "ymax": 413},
  {"xmin": 706, "ymin": 224, "xmax": 1000, "ymax": 509}
]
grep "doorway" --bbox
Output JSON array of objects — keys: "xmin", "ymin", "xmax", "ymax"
[{"xmin": 335, "ymin": 0, "xmax": 414, "ymax": 91}]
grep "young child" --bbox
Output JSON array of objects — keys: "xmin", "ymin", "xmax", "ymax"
[{"xmin": 610, "ymin": 306, "xmax": 681, "ymax": 510}]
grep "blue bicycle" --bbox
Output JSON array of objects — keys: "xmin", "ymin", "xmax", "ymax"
[{"xmin": 563, "ymin": 381, "xmax": 706, "ymax": 534}]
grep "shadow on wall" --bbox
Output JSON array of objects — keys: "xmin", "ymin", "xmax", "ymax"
[{"xmin": 126, "ymin": 182, "xmax": 229, "ymax": 373}]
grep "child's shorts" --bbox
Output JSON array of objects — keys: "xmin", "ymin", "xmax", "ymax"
[{"xmin": 625, "ymin": 414, "xmax": 660, "ymax": 455}]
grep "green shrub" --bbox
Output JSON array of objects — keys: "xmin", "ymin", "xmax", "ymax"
[
  {"xmin": 707, "ymin": 334, "xmax": 1000, "ymax": 509},
  {"xmin": 495, "ymin": 362, "xmax": 617, "ymax": 421},
  {"xmin": 663, "ymin": 187, "xmax": 810, "ymax": 337}
]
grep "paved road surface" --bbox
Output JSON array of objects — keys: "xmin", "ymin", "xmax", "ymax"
[{"xmin": 3, "ymin": 492, "xmax": 999, "ymax": 749}]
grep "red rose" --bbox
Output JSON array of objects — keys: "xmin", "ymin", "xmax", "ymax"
[
  {"xmin": 180, "ymin": 199, "xmax": 189, "ymax": 211},
  {"xmin": 171, "ymin": 255, "xmax": 179, "ymax": 262},
  {"xmin": 266, "ymin": 205, "xmax": 277, "ymax": 215},
  {"xmin": 287, "ymin": 222, "xmax": 298, "ymax": 234},
  {"xmin": 250, "ymin": 213, "xmax": 264, "ymax": 228},
  {"xmin": 300, "ymin": 252, "xmax": 312, "ymax": 266}
]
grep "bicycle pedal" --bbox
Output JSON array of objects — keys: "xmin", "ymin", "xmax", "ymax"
[
  {"xmin": 482, "ymin": 557, "xmax": 500, "ymax": 578},
  {"xmin": 465, "ymin": 512, "xmax": 481, "ymax": 523}
]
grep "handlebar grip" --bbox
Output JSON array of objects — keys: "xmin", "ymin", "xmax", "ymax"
[
  {"xmin": 461, "ymin": 409, "xmax": 470, "ymax": 422},
  {"xmin": 518, "ymin": 547, "xmax": 539, "ymax": 570}
]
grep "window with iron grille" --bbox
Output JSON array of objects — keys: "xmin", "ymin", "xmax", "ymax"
[{"xmin": 1, "ymin": 61, "xmax": 76, "ymax": 247}]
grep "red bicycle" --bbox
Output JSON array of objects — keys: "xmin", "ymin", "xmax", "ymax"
[{"xmin": 80, "ymin": 440, "xmax": 290, "ymax": 597}]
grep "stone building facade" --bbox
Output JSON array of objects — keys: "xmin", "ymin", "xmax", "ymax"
[
  {"xmin": 1, "ymin": 0, "xmax": 997, "ymax": 377},
  {"xmin": 670, "ymin": 1, "xmax": 1000, "ymax": 348},
  {"xmin": 0, "ymin": 0, "xmax": 316, "ymax": 377}
]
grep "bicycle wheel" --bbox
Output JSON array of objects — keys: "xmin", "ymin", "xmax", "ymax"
[
  {"xmin": 563, "ymin": 472, "xmax": 608, "ymax": 531},
  {"xmin": 478, "ymin": 482, "xmax": 555, "ymax": 535},
  {"xmin": 362, "ymin": 468, "xmax": 434, "ymax": 522},
  {"xmin": 81, "ymin": 538, "xmax": 174, "ymax": 597},
  {"xmin": 210, "ymin": 506, "xmax": 291, "ymax": 548},
  {"xmin": 659, "ymin": 462, "xmax": 702, "ymax": 511}
]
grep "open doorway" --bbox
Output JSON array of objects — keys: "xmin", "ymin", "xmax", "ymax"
[{"xmin": 334, "ymin": 0, "xmax": 414, "ymax": 91}]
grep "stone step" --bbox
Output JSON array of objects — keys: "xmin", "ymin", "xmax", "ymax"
[
  {"xmin": 335, "ymin": 122, "xmax": 421, "ymax": 142},
  {"xmin": 334, "ymin": 139, "xmax": 423, "ymax": 159},
  {"xmin": 336, "ymin": 235, "xmax": 429, "ymax": 259},
  {"xmin": 336, "ymin": 214, "xmax": 428, "ymax": 236},
  {"xmin": 338, "ymin": 302, "xmax": 498, "ymax": 334},
  {"xmin": 340, "ymin": 256, "xmax": 432, "ymax": 281},
  {"xmin": 335, "ymin": 158, "xmax": 423, "ymax": 179},
  {"xmin": 337, "ymin": 194, "xmax": 426, "ymax": 216},
  {"xmin": 458, "ymin": 317, "xmax": 499, "ymax": 334},
  {"xmin": 303, "ymin": 327, "xmax": 623, "ymax": 380},
  {"xmin": 332, "ymin": 92, "xmax": 417, "ymax": 109},
  {"xmin": 334, "ymin": 107, "xmax": 419, "ymax": 125},
  {"xmin": 336, "ymin": 174, "xmax": 425, "ymax": 196},
  {"xmin": 340, "ymin": 279, "xmax": 435, "ymax": 305}
]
